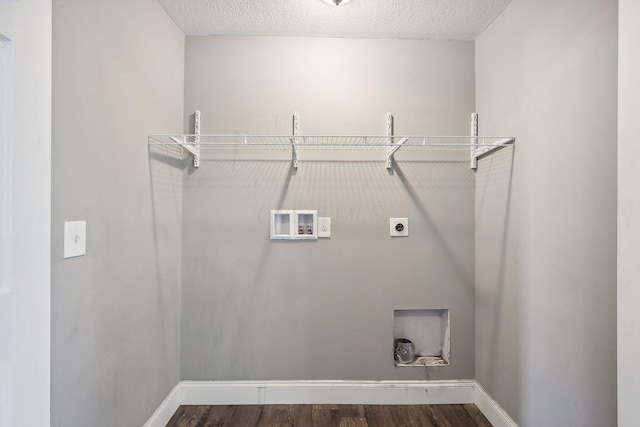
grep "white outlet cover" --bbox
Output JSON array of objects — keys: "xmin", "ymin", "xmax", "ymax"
[
  {"xmin": 63, "ymin": 221, "xmax": 86, "ymax": 258},
  {"xmin": 318, "ymin": 217, "xmax": 331, "ymax": 238},
  {"xmin": 390, "ymin": 218, "xmax": 409, "ymax": 237}
]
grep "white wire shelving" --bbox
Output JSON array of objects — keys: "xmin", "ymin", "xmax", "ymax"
[
  {"xmin": 148, "ymin": 134, "xmax": 514, "ymax": 168},
  {"xmin": 147, "ymin": 112, "xmax": 515, "ymax": 170}
]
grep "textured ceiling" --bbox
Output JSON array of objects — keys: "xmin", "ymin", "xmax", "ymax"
[{"xmin": 157, "ymin": 0, "xmax": 512, "ymax": 40}]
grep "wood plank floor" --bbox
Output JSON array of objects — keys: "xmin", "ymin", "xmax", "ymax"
[{"xmin": 166, "ymin": 404, "xmax": 493, "ymax": 426}]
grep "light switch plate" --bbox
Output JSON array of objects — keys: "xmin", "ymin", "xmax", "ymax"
[
  {"xmin": 318, "ymin": 217, "xmax": 331, "ymax": 238},
  {"xmin": 390, "ymin": 218, "xmax": 409, "ymax": 237},
  {"xmin": 64, "ymin": 221, "xmax": 86, "ymax": 258}
]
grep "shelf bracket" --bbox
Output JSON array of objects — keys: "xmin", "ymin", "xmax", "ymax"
[
  {"xmin": 170, "ymin": 111, "xmax": 200, "ymax": 168},
  {"xmin": 386, "ymin": 112, "xmax": 393, "ymax": 168},
  {"xmin": 291, "ymin": 111, "xmax": 299, "ymax": 169},
  {"xmin": 471, "ymin": 137, "xmax": 515, "ymax": 168},
  {"xmin": 470, "ymin": 112, "xmax": 479, "ymax": 170},
  {"xmin": 387, "ymin": 138, "xmax": 408, "ymax": 169},
  {"xmin": 386, "ymin": 113, "xmax": 407, "ymax": 169},
  {"xmin": 469, "ymin": 112, "xmax": 515, "ymax": 169},
  {"xmin": 192, "ymin": 110, "xmax": 201, "ymax": 167}
]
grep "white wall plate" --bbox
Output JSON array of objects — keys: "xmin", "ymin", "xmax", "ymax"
[
  {"xmin": 63, "ymin": 221, "xmax": 86, "ymax": 258},
  {"xmin": 318, "ymin": 217, "xmax": 331, "ymax": 238},
  {"xmin": 390, "ymin": 218, "xmax": 408, "ymax": 237}
]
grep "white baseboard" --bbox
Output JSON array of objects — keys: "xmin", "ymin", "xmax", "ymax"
[
  {"xmin": 474, "ymin": 382, "xmax": 519, "ymax": 427},
  {"xmin": 145, "ymin": 380, "xmax": 517, "ymax": 427},
  {"xmin": 179, "ymin": 380, "xmax": 476, "ymax": 406},
  {"xmin": 142, "ymin": 383, "xmax": 181, "ymax": 427}
]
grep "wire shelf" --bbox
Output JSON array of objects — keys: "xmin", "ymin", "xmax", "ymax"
[{"xmin": 149, "ymin": 134, "xmax": 515, "ymax": 151}]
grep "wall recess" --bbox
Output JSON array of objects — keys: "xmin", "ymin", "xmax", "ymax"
[
  {"xmin": 393, "ymin": 309, "xmax": 450, "ymax": 367},
  {"xmin": 270, "ymin": 210, "xmax": 318, "ymax": 240}
]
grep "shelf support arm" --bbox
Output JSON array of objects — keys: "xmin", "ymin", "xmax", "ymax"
[
  {"xmin": 386, "ymin": 112, "xmax": 394, "ymax": 169},
  {"xmin": 171, "ymin": 110, "xmax": 200, "ymax": 168},
  {"xmin": 471, "ymin": 137, "xmax": 515, "ymax": 167},
  {"xmin": 470, "ymin": 112, "xmax": 479, "ymax": 170},
  {"xmin": 291, "ymin": 111, "xmax": 299, "ymax": 169},
  {"xmin": 169, "ymin": 136, "xmax": 197, "ymax": 156},
  {"xmin": 169, "ymin": 111, "xmax": 201, "ymax": 168},
  {"xmin": 290, "ymin": 137, "xmax": 299, "ymax": 169},
  {"xmin": 172, "ymin": 110, "xmax": 201, "ymax": 168},
  {"xmin": 387, "ymin": 138, "xmax": 408, "ymax": 169},
  {"xmin": 192, "ymin": 110, "xmax": 201, "ymax": 168},
  {"xmin": 386, "ymin": 112, "xmax": 408, "ymax": 169},
  {"xmin": 469, "ymin": 113, "xmax": 515, "ymax": 169}
]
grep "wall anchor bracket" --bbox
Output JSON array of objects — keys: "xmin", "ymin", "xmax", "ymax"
[
  {"xmin": 291, "ymin": 111, "xmax": 299, "ymax": 169},
  {"xmin": 170, "ymin": 135, "xmax": 200, "ymax": 168},
  {"xmin": 470, "ymin": 112, "xmax": 479, "ymax": 170},
  {"xmin": 385, "ymin": 112, "xmax": 409, "ymax": 169},
  {"xmin": 171, "ymin": 110, "xmax": 201, "ymax": 168},
  {"xmin": 469, "ymin": 112, "xmax": 514, "ymax": 169},
  {"xmin": 387, "ymin": 137, "xmax": 409, "ymax": 169}
]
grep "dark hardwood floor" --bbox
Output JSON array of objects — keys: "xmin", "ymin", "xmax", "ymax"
[{"xmin": 166, "ymin": 404, "xmax": 493, "ymax": 426}]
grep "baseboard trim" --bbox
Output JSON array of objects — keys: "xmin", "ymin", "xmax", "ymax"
[
  {"xmin": 145, "ymin": 380, "xmax": 517, "ymax": 427},
  {"xmin": 474, "ymin": 382, "xmax": 519, "ymax": 427},
  {"xmin": 180, "ymin": 380, "xmax": 476, "ymax": 406},
  {"xmin": 142, "ymin": 383, "xmax": 181, "ymax": 427}
]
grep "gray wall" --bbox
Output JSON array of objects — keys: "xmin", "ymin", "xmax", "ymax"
[
  {"xmin": 51, "ymin": 1, "xmax": 184, "ymax": 426},
  {"xmin": 618, "ymin": 0, "xmax": 640, "ymax": 425},
  {"xmin": 0, "ymin": 1, "xmax": 51, "ymax": 426},
  {"xmin": 181, "ymin": 36, "xmax": 477, "ymax": 381},
  {"xmin": 475, "ymin": 0, "xmax": 617, "ymax": 425}
]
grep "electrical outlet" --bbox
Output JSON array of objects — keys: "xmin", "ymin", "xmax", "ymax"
[
  {"xmin": 318, "ymin": 217, "xmax": 331, "ymax": 238},
  {"xmin": 390, "ymin": 218, "xmax": 408, "ymax": 237}
]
